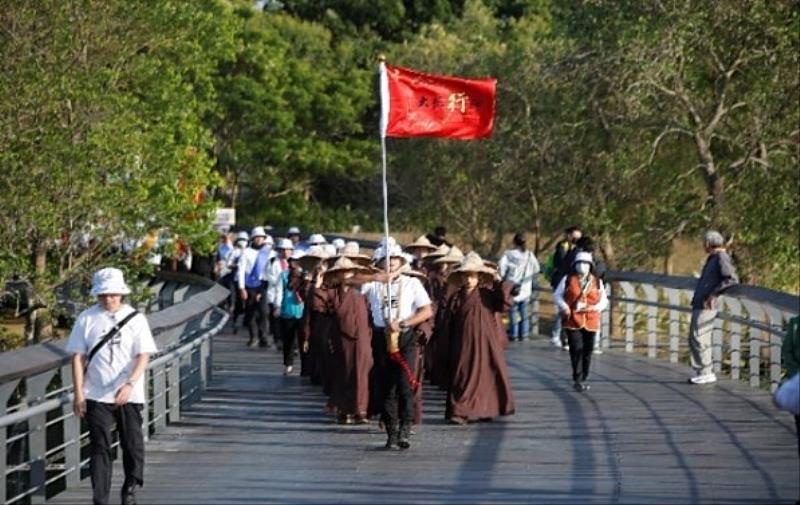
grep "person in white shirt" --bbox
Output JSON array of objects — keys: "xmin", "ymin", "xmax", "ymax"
[
  {"xmin": 266, "ymin": 238, "xmax": 295, "ymax": 348},
  {"xmin": 360, "ymin": 242, "xmax": 433, "ymax": 450},
  {"xmin": 498, "ymin": 233, "xmax": 541, "ymax": 342},
  {"xmin": 223, "ymin": 231, "xmax": 248, "ymax": 330},
  {"xmin": 66, "ymin": 268, "xmax": 157, "ymax": 505},
  {"xmin": 237, "ymin": 227, "xmax": 273, "ymax": 348}
]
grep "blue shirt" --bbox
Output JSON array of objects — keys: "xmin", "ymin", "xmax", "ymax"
[{"xmin": 279, "ymin": 271, "xmax": 304, "ymax": 319}]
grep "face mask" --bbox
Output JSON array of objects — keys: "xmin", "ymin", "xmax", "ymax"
[{"xmin": 575, "ymin": 263, "xmax": 590, "ymax": 276}]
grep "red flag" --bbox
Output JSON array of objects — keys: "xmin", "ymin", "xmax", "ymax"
[{"xmin": 380, "ymin": 63, "xmax": 496, "ymax": 140}]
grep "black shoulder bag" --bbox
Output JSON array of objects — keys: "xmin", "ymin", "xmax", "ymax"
[{"xmin": 84, "ymin": 310, "xmax": 140, "ymax": 373}]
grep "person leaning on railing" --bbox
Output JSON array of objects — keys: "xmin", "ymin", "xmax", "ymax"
[{"xmin": 687, "ymin": 230, "xmax": 739, "ymax": 385}]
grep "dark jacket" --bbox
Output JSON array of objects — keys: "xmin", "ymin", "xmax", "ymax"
[
  {"xmin": 782, "ymin": 316, "xmax": 800, "ymax": 378},
  {"xmin": 690, "ymin": 250, "xmax": 738, "ymax": 309}
]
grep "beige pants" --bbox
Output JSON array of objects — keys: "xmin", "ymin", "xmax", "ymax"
[{"xmin": 689, "ymin": 309, "xmax": 717, "ymax": 376}]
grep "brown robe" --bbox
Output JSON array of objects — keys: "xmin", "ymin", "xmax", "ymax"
[
  {"xmin": 314, "ymin": 286, "xmax": 373, "ymax": 417},
  {"xmin": 446, "ymin": 281, "xmax": 516, "ymax": 420},
  {"xmin": 303, "ymin": 285, "xmax": 335, "ymax": 390}
]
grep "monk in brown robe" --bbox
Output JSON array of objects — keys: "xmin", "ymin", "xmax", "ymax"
[
  {"xmin": 445, "ymin": 252, "xmax": 516, "ymax": 424},
  {"xmin": 428, "ymin": 247, "xmax": 464, "ymax": 390},
  {"xmin": 313, "ymin": 257, "xmax": 374, "ymax": 424}
]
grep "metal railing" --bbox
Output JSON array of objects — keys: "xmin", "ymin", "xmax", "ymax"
[
  {"xmin": 530, "ymin": 271, "xmax": 799, "ymax": 391},
  {"xmin": 0, "ymin": 273, "xmax": 229, "ymax": 504}
]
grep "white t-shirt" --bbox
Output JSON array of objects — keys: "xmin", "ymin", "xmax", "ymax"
[
  {"xmin": 361, "ymin": 275, "xmax": 431, "ymax": 328},
  {"xmin": 66, "ymin": 304, "xmax": 157, "ymax": 404}
]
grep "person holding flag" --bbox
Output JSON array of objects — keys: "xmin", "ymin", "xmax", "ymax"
[{"xmin": 360, "ymin": 242, "xmax": 433, "ymax": 449}]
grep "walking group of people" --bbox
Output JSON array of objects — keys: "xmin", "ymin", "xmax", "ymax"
[
  {"xmin": 215, "ymin": 227, "xmax": 519, "ymax": 449},
  {"xmin": 64, "ymin": 225, "xmax": 754, "ymax": 504}
]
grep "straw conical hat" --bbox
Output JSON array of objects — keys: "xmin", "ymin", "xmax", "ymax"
[
  {"xmin": 405, "ymin": 235, "xmax": 437, "ymax": 252},
  {"xmin": 298, "ymin": 245, "xmax": 329, "ymax": 270},
  {"xmin": 448, "ymin": 251, "xmax": 497, "ymax": 283},
  {"xmin": 434, "ymin": 245, "xmax": 464, "ymax": 265},
  {"xmin": 398, "ymin": 263, "xmax": 427, "ymax": 280},
  {"xmin": 425, "ymin": 244, "xmax": 450, "ymax": 260},
  {"xmin": 325, "ymin": 256, "xmax": 368, "ymax": 276},
  {"xmin": 329, "ymin": 241, "xmax": 371, "ymax": 266}
]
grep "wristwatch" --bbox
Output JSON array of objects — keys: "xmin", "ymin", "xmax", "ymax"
[
  {"xmin": 398, "ymin": 320, "xmax": 409, "ymax": 330},
  {"xmin": 125, "ymin": 379, "xmax": 136, "ymax": 387}
]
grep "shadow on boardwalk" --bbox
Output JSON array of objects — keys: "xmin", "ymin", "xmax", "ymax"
[{"xmin": 53, "ymin": 327, "xmax": 799, "ymax": 504}]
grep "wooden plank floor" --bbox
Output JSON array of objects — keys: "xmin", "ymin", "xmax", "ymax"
[{"xmin": 52, "ymin": 327, "xmax": 800, "ymax": 504}]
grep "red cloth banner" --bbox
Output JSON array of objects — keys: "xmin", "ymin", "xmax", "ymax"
[{"xmin": 381, "ymin": 64, "xmax": 496, "ymax": 139}]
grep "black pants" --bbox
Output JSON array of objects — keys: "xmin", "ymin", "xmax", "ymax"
[
  {"xmin": 243, "ymin": 287, "xmax": 269, "ymax": 344},
  {"xmin": 565, "ymin": 328, "xmax": 596, "ymax": 383},
  {"xmin": 269, "ymin": 303, "xmax": 281, "ymax": 346},
  {"xmin": 86, "ymin": 401, "xmax": 144, "ymax": 505},
  {"xmin": 382, "ymin": 329, "xmax": 418, "ymax": 427},
  {"xmin": 281, "ymin": 317, "xmax": 303, "ymax": 366}
]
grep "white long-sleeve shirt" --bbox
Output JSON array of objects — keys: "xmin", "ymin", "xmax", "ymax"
[
  {"xmin": 553, "ymin": 275, "xmax": 609, "ymax": 314},
  {"xmin": 266, "ymin": 255, "xmax": 288, "ymax": 305},
  {"xmin": 497, "ymin": 248, "xmax": 540, "ymax": 302}
]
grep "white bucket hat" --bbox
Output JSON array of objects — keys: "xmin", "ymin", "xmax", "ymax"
[
  {"xmin": 287, "ymin": 226, "xmax": 301, "ymax": 235},
  {"xmin": 264, "ymin": 235, "xmax": 274, "ymax": 245},
  {"xmin": 276, "ymin": 238, "xmax": 294, "ymax": 250},
  {"xmin": 250, "ymin": 226, "xmax": 267, "ymax": 239},
  {"xmin": 235, "ymin": 231, "xmax": 249, "ymax": 243},
  {"xmin": 307, "ymin": 233, "xmax": 327, "ymax": 245},
  {"xmin": 91, "ymin": 267, "xmax": 131, "ymax": 296},
  {"xmin": 572, "ymin": 251, "xmax": 594, "ymax": 265},
  {"xmin": 374, "ymin": 243, "xmax": 407, "ymax": 264},
  {"xmin": 290, "ymin": 249, "xmax": 306, "ymax": 261},
  {"xmin": 331, "ymin": 238, "xmax": 346, "ymax": 251}
]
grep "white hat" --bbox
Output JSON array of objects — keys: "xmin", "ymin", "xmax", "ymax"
[
  {"xmin": 90, "ymin": 267, "xmax": 131, "ymax": 296},
  {"xmin": 250, "ymin": 226, "xmax": 267, "ymax": 239},
  {"xmin": 264, "ymin": 234, "xmax": 274, "ymax": 245},
  {"xmin": 573, "ymin": 251, "xmax": 594, "ymax": 265},
  {"xmin": 287, "ymin": 226, "xmax": 301, "ymax": 235},
  {"xmin": 322, "ymin": 244, "xmax": 337, "ymax": 256},
  {"xmin": 374, "ymin": 243, "xmax": 407, "ymax": 264},
  {"xmin": 332, "ymin": 238, "xmax": 346, "ymax": 251},
  {"xmin": 276, "ymin": 238, "xmax": 294, "ymax": 250},
  {"xmin": 235, "ymin": 231, "xmax": 249, "ymax": 243},
  {"xmin": 307, "ymin": 233, "xmax": 327, "ymax": 245},
  {"xmin": 290, "ymin": 249, "xmax": 306, "ymax": 261}
]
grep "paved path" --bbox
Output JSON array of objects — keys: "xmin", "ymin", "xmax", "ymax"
[{"xmin": 54, "ymin": 328, "xmax": 799, "ymax": 504}]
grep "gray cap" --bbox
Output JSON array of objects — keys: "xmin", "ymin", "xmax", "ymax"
[{"xmin": 704, "ymin": 230, "xmax": 725, "ymax": 248}]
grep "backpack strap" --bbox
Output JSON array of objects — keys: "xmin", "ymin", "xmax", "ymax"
[{"xmin": 84, "ymin": 310, "xmax": 140, "ymax": 372}]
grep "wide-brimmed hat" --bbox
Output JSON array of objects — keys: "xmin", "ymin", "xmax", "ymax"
[
  {"xmin": 572, "ymin": 251, "xmax": 594, "ymax": 265},
  {"xmin": 405, "ymin": 235, "xmax": 437, "ymax": 252},
  {"xmin": 330, "ymin": 241, "xmax": 371, "ymax": 266},
  {"xmin": 91, "ymin": 267, "xmax": 131, "ymax": 296},
  {"xmin": 276, "ymin": 238, "xmax": 294, "ymax": 250},
  {"xmin": 399, "ymin": 263, "xmax": 427, "ymax": 280},
  {"xmin": 424, "ymin": 244, "xmax": 450, "ymax": 261},
  {"xmin": 483, "ymin": 259, "xmax": 498, "ymax": 269},
  {"xmin": 434, "ymin": 245, "xmax": 464, "ymax": 265},
  {"xmin": 307, "ymin": 233, "xmax": 327, "ymax": 245},
  {"xmin": 235, "ymin": 231, "xmax": 249, "ymax": 243},
  {"xmin": 331, "ymin": 238, "xmax": 346, "ymax": 251},
  {"xmin": 325, "ymin": 256, "xmax": 368, "ymax": 277},
  {"xmin": 373, "ymin": 243, "xmax": 407, "ymax": 265},
  {"xmin": 298, "ymin": 245, "xmax": 329, "ymax": 270},
  {"xmin": 289, "ymin": 249, "xmax": 306, "ymax": 261},
  {"xmin": 250, "ymin": 226, "xmax": 267, "ymax": 239},
  {"xmin": 448, "ymin": 252, "xmax": 497, "ymax": 284}
]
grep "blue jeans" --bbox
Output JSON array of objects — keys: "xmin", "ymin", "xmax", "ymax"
[
  {"xmin": 508, "ymin": 300, "xmax": 530, "ymax": 340},
  {"xmin": 551, "ymin": 313, "xmax": 562, "ymax": 342}
]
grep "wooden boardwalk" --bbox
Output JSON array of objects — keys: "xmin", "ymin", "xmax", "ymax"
[{"xmin": 53, "ymin": 327, "xmax": 799, "ymax": 504}]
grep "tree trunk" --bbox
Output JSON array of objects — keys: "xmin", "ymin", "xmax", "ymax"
[
  {"xmin": 599, "ymin": 232, "xmax": 618, "ymax": 270},
  {"xmin": 694, "ymin": 134, "xmax": 724, "ymax": 223}
]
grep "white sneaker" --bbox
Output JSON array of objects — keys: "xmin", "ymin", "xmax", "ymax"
[
  {"xmin": 284, "ymin": 365, "xmax": 293, "ymax": 375},
  {"xmin": 689, "ymin": 373, "xmax": 717, "ymax": 385},
  {"xmin": 561, "ymin": 343, "xmax": 570, "ymax": 351},
  {"xmin": 593, "ymin": 348, "xmax": 603, "ymax": 355},
  {"xmin": 550, "ymin": 337, "xmax": 561, "ymax": 347}
]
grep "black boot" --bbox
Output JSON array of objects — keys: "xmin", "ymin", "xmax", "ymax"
[
  {"xmin": 397, "ymin": 424, "xmax": 411, "ymax": 450},
  {"xmin": 121, "ymin": 483, "xmax": 137, "ymax": 505},
  {"xmin": 384, "ymin": 422, "xmax": 398, "ymax": 449}
]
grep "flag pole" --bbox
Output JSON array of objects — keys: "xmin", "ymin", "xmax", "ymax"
[{"xmin": 378, "ymin": 54, "xmax": 392, "ymax": 325}]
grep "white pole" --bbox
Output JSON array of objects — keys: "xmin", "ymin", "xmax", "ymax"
[{"xmin": 378, "ymin": 58, "xmax": 393, "ymax": 325}]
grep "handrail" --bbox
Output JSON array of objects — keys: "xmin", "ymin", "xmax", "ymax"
[{"xmin": 0, "ymin": 273, "xmax": 229, "ymax": 504}]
